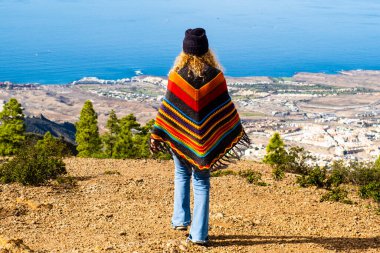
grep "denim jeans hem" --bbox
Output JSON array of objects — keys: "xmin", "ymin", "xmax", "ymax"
[
  {"xmin": 187, "ymin": 235, "xmax": 209, "ymax": 244},
  {"xmin": 171, "ymin": 221, "xmax": 191, "ymax": 228}
]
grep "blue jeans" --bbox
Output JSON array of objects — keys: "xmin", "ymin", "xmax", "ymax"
[{"xmin": 171, "ymin": 153, "xmax": 210, "ymax": 243}]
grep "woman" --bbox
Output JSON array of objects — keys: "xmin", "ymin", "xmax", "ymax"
[{"xmin": 150, "ymin": 28, "xmax": 250, "ymax": 244}]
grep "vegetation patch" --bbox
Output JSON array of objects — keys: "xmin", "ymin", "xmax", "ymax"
[
  {"xmin": 263, "ymin": 132, "xmax": 380, "ymax": 213},
  {"xmin": 0, "ymin": 132, "xmax": 68, "ymax": 186},
  {"xmin": 103, "ymin": 170, "xmax": 121, "ymax": 176},
  {"xmin": 54, "ymin": 176, "xmax": 78, "ymax": 189},
  {"xmin": 272, "ymin": 166, "xmax": 285, "ymax": 181},
  {"xmin": 359, "ymin": 182, "xmax": 380, "ymax": 203},
  {"xmin": 211, "ymin": 168, "xmax": 268, "ymax": 186},
  {"xmin": 320, "ymin": 187, "xmax": 353, "ymax": 204},
  {"xmin": 211, "ymin": 169, "xmax": 236, "ymax": 177},
  {"xmin": 238, "ymin": 169, "xmax": 268, "ymax": 186},
  {"xmin": 296, "ymin": 166, "xmax": 328, "ymax": 188}
]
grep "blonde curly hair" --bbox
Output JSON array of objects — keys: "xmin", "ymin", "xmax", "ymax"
[{"xmin": 170, "ymin": 49, "xmax": 224, "ymax": 78}]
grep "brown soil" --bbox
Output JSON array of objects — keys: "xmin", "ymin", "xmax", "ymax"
[{"xmin": 1, "ymin": 158, "xmax": 380, "ymax": 252}]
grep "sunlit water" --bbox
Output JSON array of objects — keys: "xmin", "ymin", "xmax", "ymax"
[{"xmin": 0, "ymin": 0, "xmax": 380, "ymax": 83}]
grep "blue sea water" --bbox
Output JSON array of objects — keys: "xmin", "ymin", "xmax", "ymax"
[{"xmin": 0, "ymin": 0, "xmax": 380, "ymax": 84}]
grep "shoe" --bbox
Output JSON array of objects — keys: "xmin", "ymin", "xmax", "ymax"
[
  {"xmin": 186, "ymin": 236, "xmax": 209, "ymax": 246},
  {"xmin": 173, "ymin": 225, "xmax": 188, "ymax": 231}
]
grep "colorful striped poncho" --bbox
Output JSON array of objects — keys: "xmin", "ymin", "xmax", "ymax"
[{"xmin": 150, "ymin": 66, "xmax": 250, "ymax": 170}]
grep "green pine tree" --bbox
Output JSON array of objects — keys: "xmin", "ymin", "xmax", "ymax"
[
  {"xmin": 134, "ymin": 119, "xmax": 155, "ymax": 158},
  {"xmin": 107, "ymin": 109, "xmax": 121, "ymax": 134},
  {"xmin": 263, "ymin": 132, "xmax": 287, "ymax": 166},
  {"xmin": 75, "ymin": 100, "xmax": 102, "ymax": 157},
  {"xmin": 113, "ymin": 125, "xmax": 135, "ymax": 158},
  {"xmin": 0, "ymin": 98, "xmax": 26, "ymax": 155},
  {"xmin": 102, "ymin": 110, "xmax": 120, "ymax": 157},
  {"xmin": 112, "ymin": 114, "xmax": 140, "ymax": 158},
  {"xmin": 119, "ymin": 113, "xmax": 140, "ymax": 131}
]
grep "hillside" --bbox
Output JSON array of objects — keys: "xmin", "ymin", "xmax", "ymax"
[
  {"xmin": 1, "ymin": 158, "xmax": 380, "ymax": 252},
  {"xmin": 24, "ymin": 114, "xmax": 76, "ymax": 144}
]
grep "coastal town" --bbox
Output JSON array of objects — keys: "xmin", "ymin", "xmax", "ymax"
[{"xmin": 1, "ymin": 70, "xmax": 380, "ymax": 165}]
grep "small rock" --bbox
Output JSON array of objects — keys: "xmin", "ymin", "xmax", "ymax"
[
  {"xmin": 13, "ymin": 205, "xmax": 28, "ymax": 217},
  {"xmin": 105, "ymin": 246, "xmax": 114, "ymax": 250},
  {"xmin": 211, "ymin": 212, "xmax": 224, "ymax": 219},
  {"xmin": 40, "ymin": 203, "xmax": 53, "ymax": 210},
  {"xmin": 178, "ymin": 244, "xmax": 187, "ymax": 251}
]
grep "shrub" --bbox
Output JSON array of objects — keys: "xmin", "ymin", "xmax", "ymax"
[
  {"xmin": 90, "ymin": 152, "xmax": 110, "ymax": 159},
  {"xmin": 211, "ymin": 169, "xmax": 236, "ymax": 177},
  {"xmin": 35, "ymin": 132, "xmax": 71, "ymax": 158},
  {"xmin": 326, "ymin": 160, "xmax": 350, "ymax": 187},
  {"xmin": 238, "ymin": 169, "xmax": 268, "ymax": 186},
  {"xmin": 320, "ymin": 187, "xmax": 353, "ymax": 204},
  {"xmin": 265, "ymin": 144, "xmax": 316, "ymax": 181},
  {"xmin": 103, "ymin": 170, "xmax": 121, "ymax": 175},
  {"xmin": 280, "ymin": 146, "xmax": 315, "ymax": 175},
  {"xmin": 296, "ymin": 175, "xmax": 308, "ymax": 188},
  {"xmin": 297, "ymin": 159, "xmax": 379, "ymax": 190},
  {"xmin": 272, "ymin": 166, "xmax": 285, "ymax": 181},
  {"xmin": 260, "ymin": 140, "xmax": 380, "ymax": 213},
  {"xmin": 296, "ymin": 166, "xmax": 327, "ymax": 188},
  {"xmin": 152, "ymin": 151, "xmax": 172, "ymax": 160},
  {"xmin": 54, "ymin": 176, "xmax": 78, "ymax": 189},
  {"xmin": 359, "ymin": 182, "xmax": 380, "ymax": 203},
  {"xmin": 0, "ymin": 135, "xmax": 67, "ymax": 186},
  {"xmin": 349, "ymin": 161, "xmax": 380, "ymax": 186}
]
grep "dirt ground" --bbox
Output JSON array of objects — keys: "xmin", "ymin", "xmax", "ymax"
[{"xmin": 1, "ymin": 158, "xmax": 380, "ymax": 252}]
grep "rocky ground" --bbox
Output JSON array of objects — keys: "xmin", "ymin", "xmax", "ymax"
[{"xmin": 1, "ymin": 158, "xmax": 380, "ymax": 253}]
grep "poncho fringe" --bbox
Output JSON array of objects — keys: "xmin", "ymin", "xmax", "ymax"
[{"xmin": 150, "ymin": 70, "xmax": 251, "ymax": 171}]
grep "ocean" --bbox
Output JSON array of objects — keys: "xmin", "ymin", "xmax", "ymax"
[{"xmin": 0, "ymin": 0, "xmax": 380, "ymax": 84}]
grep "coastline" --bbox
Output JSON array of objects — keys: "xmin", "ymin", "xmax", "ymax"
[{"xmin": 1, "ymin": 69, "xmax": 380, "ymax": 86}]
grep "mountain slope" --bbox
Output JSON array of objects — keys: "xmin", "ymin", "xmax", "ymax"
[{"xmin": 24, "ymin": 114, "xmax": 76, "ymax": 144}]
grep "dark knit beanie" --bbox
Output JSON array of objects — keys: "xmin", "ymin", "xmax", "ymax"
[{"xmin": 183, "ymin": 28, "xmax": 209, "ymax": 56}]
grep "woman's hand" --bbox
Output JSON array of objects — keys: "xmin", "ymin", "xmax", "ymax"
[{"xmin": 149, "ymin": 138, "xmax": 159, "ymax": 153}]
